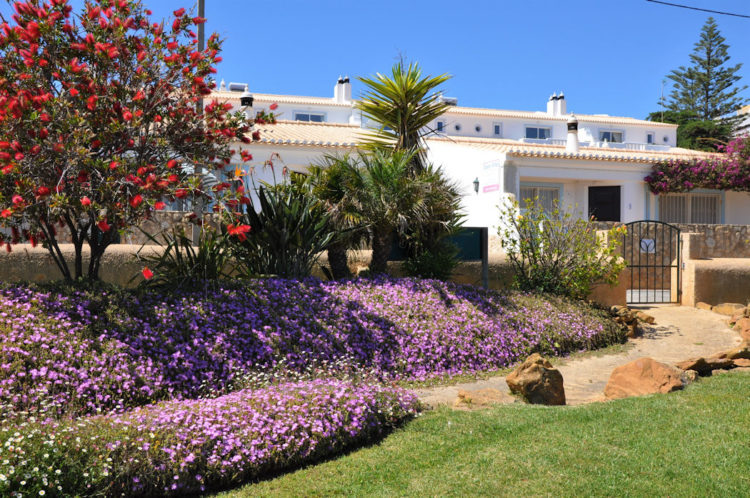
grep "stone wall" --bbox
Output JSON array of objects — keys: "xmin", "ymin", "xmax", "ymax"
[{"xmin": 594, "ymin": 221, "xmax": 750, "ymax": 260}]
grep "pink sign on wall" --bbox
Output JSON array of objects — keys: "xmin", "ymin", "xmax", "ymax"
[{"xmin": 482, "ymin": 184, "xmax": 500, "ymax": 193}]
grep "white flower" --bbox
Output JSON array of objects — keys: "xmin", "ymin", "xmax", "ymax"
[
  {"xmin": 0, "ymin": 474, "xmax": 6, "ymax": 482},
  {"xmin": 39, "ymin": 491, "xmax": 46, "ymax": 496}
]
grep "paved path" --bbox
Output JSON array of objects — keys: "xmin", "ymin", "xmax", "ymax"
[{"xmin": 414, "ymin": 305, "xmax": 743, "ymax": 407}]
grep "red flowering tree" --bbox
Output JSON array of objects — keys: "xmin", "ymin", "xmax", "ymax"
[
  {"xmin": 0, "ymin": 0, "xmax": 253, "ymax": 280},
  {"xmin": 645, "ymin": 136, "xmax": 750, "ymax": 194}
]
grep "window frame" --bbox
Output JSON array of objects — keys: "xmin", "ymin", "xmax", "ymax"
[
  {"xmin": 656, "ymin": 191, "xmax": 724, "ymax": 224},
  {"xmin": 292, "ymin": 111, "xmax": 327, "ymax": 123},
  {"xmin": 493, "ymin": 122, "xmax": 503, "ymax": 137},
  {"xmin": 598, "ymin": 129, "xmax": 625, "ymax": 143},
  {"xmin": 524, "ymin": 126, "xmax": 552, "ymax": 140},
  {"xmin": 519, "ymin": 182, "xmax": 564, "ymax": 216},
  {"xmin": 646, "ymin": 132, "xmax": 655, "ymax": 144},
  {"xmin": 436, "ymin": 120, "xmax": 445, "ymax": 133}
]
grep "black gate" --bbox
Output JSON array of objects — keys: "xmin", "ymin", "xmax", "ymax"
[{"xmin": 622, "ymin": 221, "xmax": 681, "ymax": 304}]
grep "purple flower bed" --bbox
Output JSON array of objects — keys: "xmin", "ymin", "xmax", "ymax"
[
  {"xmin": 0, "ymin": 277, "xmax": 623, "ymax": 419},
  {"xmin": 0, "ymin": 379, "xmax": 419, "ymax": 497}
]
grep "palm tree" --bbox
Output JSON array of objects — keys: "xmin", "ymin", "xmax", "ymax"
[
  {"xmin": 308, "ymin": 153, "xmax": 369, "ymax": 279},
  {"xmin": 356, "ymin": 148, "xmax": 430, "ymax": 274},
  {"xmin": 357, "ymin": 61, "xmax": 451, "ymax": 174}
]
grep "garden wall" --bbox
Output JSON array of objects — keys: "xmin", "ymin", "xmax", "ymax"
[
  {"xmin": 594, "ymin": 221, "xmax": 750, "ymax": 259},
  {"xmin": 0, "ymin": 244, "xmax": 625, "ymax": 306}
]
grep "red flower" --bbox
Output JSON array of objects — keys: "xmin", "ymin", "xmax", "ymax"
[
  {"xmin": 142, "ymin": 266, "xmax": 154, "ymax": 280},
  {"xmin": 122, "ymin": 110, "xmax": 133, "ymax": 121},
  {"xmin": 12, "ymin": 195, "xmax": 23, "ymax": 206},
  {"xmin": 129, "ymin": 194, "xmax": 143, "ymax": 208},
  {"xmin": 97, "ymin": 219, "xmax": 111, "ymax": 232},
  {"xmin": 175, "ymin": 188, "xmax": 188, "ymax": 199},
  {"xmin": 70, "ymin": 88, "xmax": 79, "ymax": 97},
  {"xmin": 36, "ymin": 186, "xmax": 51, "ymax": 197},
  {"xmin": 227, "ymin": 223, "xmax": 251, "ymax": 241},
  {"xmin": 269, "ymin": 103, "xmax": 278, "ymax": 110},
  {"xmin": 252, "ymin": 131, "xmax": 261, "ymax": 141},
  {"xmin": 1, "ymin": 209, "xmax": 11, "ymax": 218},
  {"xmin": 154, "ymin": 201, "xmax": 166, "ymax": 210},
  {"xmin": 173, "ymin": 7, "xmax": 186, "ymax": 17},
  {"xmin": 109, "ymin": 161, "xmax": 119, "ymax": 170},
  {"xmin": 167, "ymin": 159, "xmax": 177, "ymax": 169},
  {"xmin": 81, "ymin": 196, "xmax": 92, "ymax": 206}
]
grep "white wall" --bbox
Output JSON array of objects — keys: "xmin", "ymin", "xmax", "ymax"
[{"xmin": 725, "ymin": 191, "xmax": 750, "ymax": 224}]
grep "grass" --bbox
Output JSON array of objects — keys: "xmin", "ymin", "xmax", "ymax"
[{"xmin": 217, "ymin": 371, "xmax": 750, "ymax": 497}]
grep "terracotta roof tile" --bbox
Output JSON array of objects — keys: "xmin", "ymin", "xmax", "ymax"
[{"xmin": 249, "ymin": 121, "xmax": 716, "ymax": 163}]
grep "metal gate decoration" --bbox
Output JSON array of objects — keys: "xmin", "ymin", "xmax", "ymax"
[{"xmin": 622, "ymin": 221, "xmax": 681, "ymax": 304}]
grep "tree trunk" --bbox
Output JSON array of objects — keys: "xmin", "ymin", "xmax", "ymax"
[
  {"xmin": 327, "ymin": 242, "xmax": 351, "ymax": 280},
  {"xmin": 369, "ymin": 228, "xmax": 393, "ymax": 275}
]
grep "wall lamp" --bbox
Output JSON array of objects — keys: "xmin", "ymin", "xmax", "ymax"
[{"xmin": 473, "ymin": 177, "xmax": 479, "ymax": 194}]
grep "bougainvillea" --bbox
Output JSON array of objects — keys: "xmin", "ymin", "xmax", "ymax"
[
  {"xmin": 0, "ymin": 0, "xmax": 255, "ymax": 280},
  {"xmin": 645, "ymin": 135, "xmax": 750, "ymax": 194},
  {"xmin": 0, "ymin": 277, "xmax": 624, "ymax": 420}
]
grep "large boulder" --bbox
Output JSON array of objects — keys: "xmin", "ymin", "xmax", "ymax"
[
  {"xmin": 604, "ymin": 358, "xmax": 685, "ymax": 400},
  {"xmin": 506, "ymin": 353, "xmax": 566, "ymax": 405},
  {"xmin": 725, "ymin": 343, "xmax": 750, "ymax": 361}
]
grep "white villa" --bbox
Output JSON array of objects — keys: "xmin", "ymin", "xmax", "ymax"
[{"xmin": 214, "ymin": 78, "xmax": 750, "ymax": 230}]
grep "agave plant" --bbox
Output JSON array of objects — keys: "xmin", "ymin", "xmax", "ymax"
[{"xmin": 229, "ymin": 181, "xmax": 335, "ymax": 279}]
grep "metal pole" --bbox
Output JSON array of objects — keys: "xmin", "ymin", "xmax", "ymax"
[{"xmin": 192, "ymin": 0, "xmax": 206, "ymax": 245}]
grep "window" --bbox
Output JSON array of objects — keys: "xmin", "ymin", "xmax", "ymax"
[
  {"xmin": 293, "ymin": 111, "xmax": 326, "ymax": 122},
  {"xmin": 520, "ymin": 186, "xmax": 560, "ymax": 216},
  {"xmin": 475, "ymin": 125, "xmax": 481, "ymax": 133},
  {"xmin": 647, "ymin": 132, "xmax": 654, "ymax": 144},
  {"xmin": 599, "ymin": 130, "xmax": 624, "ymax": 143},
  {"xmin": 436, "ymin": 121, "xmax": 444, "ymax": 132},
  {"xmin": 454, "ymin": 124, "xmax": 461, "ymax": 131},
  {"xmin": 525, "ymin": 126, "xmax": 551, "ymax": 139},
  {"xmin": 493, "ymin": 123, "xmax": 502, "ymax": 136},
  {"xmin": 658, "ymin": 193, "xmax": 720, "ymax": 224}
]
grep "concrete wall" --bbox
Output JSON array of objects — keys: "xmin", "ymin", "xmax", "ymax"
[
  {"xmin": 0, "ymin": 244, "xmax": 624, "ymax": 306},
  {"xmin": 680, "ymin": 258, "xmax": 750, "ymax": 307}
]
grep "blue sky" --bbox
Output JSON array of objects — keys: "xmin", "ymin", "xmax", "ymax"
[{"xmin": 3, "ymin": 0, "xmax": 750, "ymax": 119}]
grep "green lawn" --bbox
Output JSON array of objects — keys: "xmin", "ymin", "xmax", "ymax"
[{"xmin": 218, "ymin": 372, "xmax": 750, "ymax": 497}]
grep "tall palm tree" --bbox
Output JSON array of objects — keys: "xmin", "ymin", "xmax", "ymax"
[{"xmin": 357, "ymin": 61, "xmax": 451, "ymax": 174}]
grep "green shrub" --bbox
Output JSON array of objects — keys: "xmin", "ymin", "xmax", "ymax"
[
  {"xmin": 134, "ymin": 226, "xmax": 232, "ymax": 289},
  {"xmin": 229, "ymin": 182, "xmax": 335, "ymax": 278},
  {"xmin": 499, "ymin": 198, "xmax": 626, "ymax": 299}
]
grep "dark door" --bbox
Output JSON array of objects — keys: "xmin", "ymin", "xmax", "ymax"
[{"xmin": 588, "ymin": 186, "xmax": 621, "ymax": 221}]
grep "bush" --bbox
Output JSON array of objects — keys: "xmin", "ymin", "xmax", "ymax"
[
  {"xmin": 402, "ymin": 240, "xmax": 460, "ymax": 280},
  {"xmin": 0, "ymin": 380, "xmax": 419, "ymax": 497},
  {"xmin": 499, "ymin": 198, "xmax": 626, "ymax": 299},
  {"xmin": 135, "ymin": 227, "xmax": 232, "ymax": 289},
  {"xmin": 230, "ymin": 182, "xmax": 335, "ymax": 278}
]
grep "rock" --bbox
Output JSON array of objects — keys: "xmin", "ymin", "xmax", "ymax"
[
  {"xmin": 733, "ymin": 358, "xmax": 750, "ymax": 368},
  {"xmin": 712, "ymin": 303, "xmax": 746, "ymax": 316},
  {"xmin": 506, "ymin": 353, "xmax": 566, "ymax": 405},
  {"xmin": 696, "ymin": 302, "xmax": 713, "ymax": 311},
  {"xmin": 626, "ymin": 323, "xmax": 640, "ymax": 338},
  {"xmin": 729, "ymin": 312, "xmax": 744, "ymax": 326},
  {"xmin": 453, "ymin": 388, "xmax": 510, "ymax": 410},
  {"xmin": 704, "ymin": 354, "xmax": 734, "ymax": 371},
  {"xmin": 675, "ymin": 357, "xmax": 712, "ymax": 375},
  {"xmin": 735, "ymin": 318, "xmax": 750, "ymax": 341},
  {"xmin": 604, "ymin": 358, "xmax": 685, "ymax": 400},
  {"xmin": 682, "ymin": 369, "xmax": 699, "ymax": 384},
  {"xmin": 635, "ymin": 311, "xmax": 655, "ymax": 324},
  {"xmin": 611, "ymin": 305, "xmax": 627, "ymax": 315},
  {"xmin": 735, "ymin": 367, "xmax": 750, "ymax": 372},
  {"xmin": 725, "ymin": 344, "xmax": 750, "ymax": 361}
]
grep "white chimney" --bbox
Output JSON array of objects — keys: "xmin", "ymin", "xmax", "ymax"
[
  {"xmin": 566, "ymin": 114, "xmax": 579, "ymax": 153},
  {"xmin": 547, "ymin": 93, "xmax": 557, "ymax": 114},
  {"xmin": 334, "ymin": 76, "xmax": 344, "ymax": 102},
  {"xmin": 341, "ymin": 76, "xmax": 352, "ymax": 102},
  {"xmin": 557, "ymin": 91, "xmax": 566, "ymax": 115}
]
